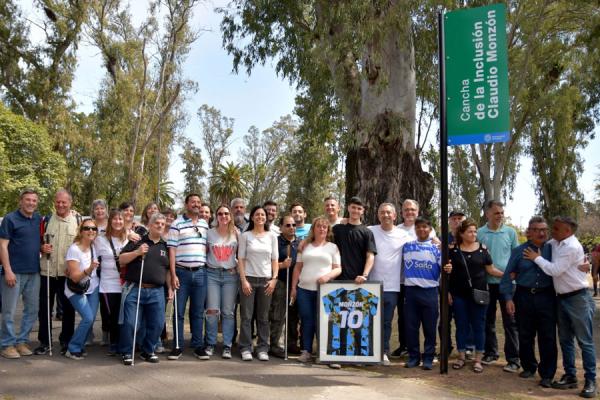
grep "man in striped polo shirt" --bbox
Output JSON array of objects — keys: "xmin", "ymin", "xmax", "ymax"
[{"xmin": 167, "ymin": 194, "xmax": 209, "ymax": 360}]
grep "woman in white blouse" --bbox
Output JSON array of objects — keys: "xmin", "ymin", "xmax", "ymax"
[
  {"xmin": 64, "ymin": 219, "xmax": 100, "ymax": 360},
  {"xmin": 291, "ymin": 216, "xmax": 342, "ymax": 363},
  {"xmin": 95, "ymin": 209, "xmax": 129, "ymax": 355}
]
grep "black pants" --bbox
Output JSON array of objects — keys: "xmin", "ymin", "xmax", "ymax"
[
  {"xmin": 396, "ymin": 284, "xmax": 406, "ymax": 351},
  {"xmin": 99, "ymin": 292, "xmax": 122, "ymax": 348},
  {"xmin": 38, "ymin": 276, "xmax": 75, "ymax": 347},
  {"xmin": 514, "ymin": 286, "xmax": 557, "ymax": 379},
  {"xmin": 484, "ymin": 283, "xmax": 519, "ymax": 364}
]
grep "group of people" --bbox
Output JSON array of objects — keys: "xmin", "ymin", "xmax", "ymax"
[{"xmin": 0, "ymin": 189, "xmax": 596, "ymax": 398}]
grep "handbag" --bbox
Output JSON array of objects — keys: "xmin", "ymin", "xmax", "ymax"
[
  {"xmin": 457, "ymin": 247, "xmax": 490, "ymax": 305},
  {"xmin": 67, "ymin": 246, "xmax": 94, "ymax": 295}
]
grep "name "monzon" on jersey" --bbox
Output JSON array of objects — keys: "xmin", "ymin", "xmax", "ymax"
[{"xmin": 339, "ymin": 301, "xmax": 363, "ymax": 307}]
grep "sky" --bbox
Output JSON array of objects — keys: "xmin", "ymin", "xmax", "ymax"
[{"xmin": 18, "ymin": 0, "xmax": 600, "ymax": 228}]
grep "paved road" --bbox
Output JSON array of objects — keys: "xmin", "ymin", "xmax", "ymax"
[{"xmin": 0, "ymin": 348, "xmax": 469, "ymax": 400}]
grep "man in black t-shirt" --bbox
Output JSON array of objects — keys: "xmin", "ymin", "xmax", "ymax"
[
  {"xmin": 333, "ymin": 197, "xmax": 377, "ymax": 283},
  {"xmin": 118, "ymin": 213, "xmax": 170, "ymax": 365}
]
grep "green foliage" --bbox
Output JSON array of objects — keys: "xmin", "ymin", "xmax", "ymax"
[
  {"xmin": 240, "ymin": 115, "xmax": 297, "ymax": 208},
  {"xmin": 180, "ymin": 138, "xmax": 207, "ymax": 198},
  {"xmin": 0, "ymin": 104, "xmax": 66, "ymax": 215},
  {"xmin": 209, "ymin": 162, "xmax": 248, "ymax": 207}
]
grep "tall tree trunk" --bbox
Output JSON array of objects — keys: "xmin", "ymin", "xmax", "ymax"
[{"xmin": 341, "ymin": 12, "xmax": 432, "ymax": 224}]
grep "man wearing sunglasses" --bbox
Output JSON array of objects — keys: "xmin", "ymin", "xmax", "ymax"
[
  {"xmin": 167, "ymin": 193, "xmax": 209, "ymax": 360},
  {"xmin": 0, "ymin": 189, "xmax": 48, "ymax": 359},
  {"xmin": 269, "ymin": 214, "xmax": 300, "ymax": 357}
]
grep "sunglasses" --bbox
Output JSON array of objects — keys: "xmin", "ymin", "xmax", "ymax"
[
  {"xmin": 81, "ymin": 226, "xmax": 98, "ymax": 232},
  {"xmin": 217, "ymin": 212, "xmax": 230, "ymax": 216},
  {"xmin": 193, "ymin": 225, "xmax": 203, "ymax": 238},
  {"xmin": 284, "ymin": 223, "xmax": 296, "ymax": 228}
]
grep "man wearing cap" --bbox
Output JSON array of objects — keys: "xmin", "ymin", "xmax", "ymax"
[
  {"xmin": 524, "ymin": 216, "xmax": 597, "ymax": 398},
  {"xmin": 448, "ymin": 210, "xmax": 466, "ymax": 245}
]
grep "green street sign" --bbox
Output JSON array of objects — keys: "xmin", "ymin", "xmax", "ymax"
[{"xmin": 444, "ymin": 3, "xmax": 510, "ymax": 145}]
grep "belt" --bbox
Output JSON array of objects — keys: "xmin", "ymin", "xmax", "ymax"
[
  {"xmin": 516, "ymin": 285, "xmax": 554, "ymax": 295},
  {"xmin": 127, "ymin": 282, "xmax": 160, "ymax": 289},
  {"xmin": 557, "ymin": 288, "xmax": 587, "ymax": 299},
  {"xmin": 176, "ymin": 264, "xmax": 205, "ymax": 272}
]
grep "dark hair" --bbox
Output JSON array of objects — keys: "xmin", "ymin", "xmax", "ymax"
[
  {"xmin": 185, "ymin": 193, "xmax": 202, "ymax": 204},
  {"xmin": 455, "ymin": 218, "xmax": 478, "ymax": 246},
  {"xmin": 19, "ymin": 188, "xmax": 38, "ymax": 199},
  {"xmin": 141, "ymin": 202, "xmax": 159, "ymax": 226},
  {"xmin": 348, "ymin": 196, "xmax": 364, "ymax": 207},
  {"xmin": 263, "ymin": 200, "xmax": 277, "ymax": 208},
  {"xmin": 289, "ymin": 202, "xmax": 304, "ymax": 212},
  {"xmin": 119, "ymin": 201, "xmax": 134, "ymax": 211},
  {"xmin": 553, "ymin": 216, "xmax": 578, "ymax": 232},
  {"xmin": 483, "ymin": 199, "xmax": 504, "ymax": 212},
  {"xmin": 106, "ymin": 209, "xmax": 127, "ymax": 241},
  {"xmin": 279, "ymin": 213, "xmax": 294, "ymax": 226},
  {"xmin": 246, "ymin": 206, "xmax": 270, "ymax": 232},
  {"xmin": 528, "ymin": 215, "xmax": 547, "ymax": 226},
  {"xmin": 161, "ymin": 207, "xmax": 176, "ymax": 218},
  {"xmin": 415, "ymin": 217, "xmax": 432, "ymax": 227}
]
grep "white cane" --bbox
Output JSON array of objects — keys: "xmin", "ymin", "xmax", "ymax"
[
  {"xmin": 44, "ymin": 234, "xmax": 53, "ymax": 356},
  {"xmin": 174, "ymin": 288, "xmax": 179, "ymax": 350},
  {"xmin": 284, "ymin": 243, "xmax": 292, "ymax": 360},
  {"xmin": 131, "ymin": 254, "xmax": 146, "ymax": 366},
  {"xmin": 284, "ymin": 267, "xmax": 289, "ymax": 361}
]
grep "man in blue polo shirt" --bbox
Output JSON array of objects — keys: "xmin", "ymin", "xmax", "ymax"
[
  {"xmin": 0, "ymin": 189, "xmax": 49, "ymax": 359},
  {"xmin": 477, "ymin": 200, "xmax": 520, "ymax": 372}
]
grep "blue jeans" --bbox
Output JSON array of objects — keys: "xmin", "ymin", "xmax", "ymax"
[
  {"xmin": 557, "ymin": 291, "xmax": 596, "ymax": 381},
  {"xmin": 173, "ymin": 267, "xmax": 207, "ymax": 349},
  {"xmin": 452, "ymin": 293, "xmax": 487, "ymax": 353},
  {"xmin": 1, "ymin": 272, "xmax": 40, "ymax": 347},
  {"xmin": 206, "ymin": 267, "xmax": 239, "ymax": 347},
  {"xmin": 383, "ymin": 291, "xmax": 399, "ymax": 354},
  {"xmin": 68, "ymin": 287, "xmax": 100, "ymax": 353},
  {"xmin": 120, "ymin": 286, "xmax": 165, "ymax": 355},
  {"xmin": 296, "ymin": 287, "xmax": 318, "ymax": 352}
]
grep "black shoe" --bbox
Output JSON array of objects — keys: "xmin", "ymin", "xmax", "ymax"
[
  {"xmin": 580, "ymin": 380, "xmax": 597, "ymax": 398},
  {"xmin": 519, "ymin": 370, "xmax": 536, "ymax": 379},
  {"xmin": 122, "ymin": 354, "xmax": 133, "ymax": 366},
  {"xmin": 552, "ymin": 374, "xmax": 578, "ymax": 390},
  {"xmin": 287, "ymin": 344, "xmax": 301, "ymax": 355},
  {"xmin": 140, "ymin": 352, "xmax": 159, "ymax": 363},
  {"xmin": 167, "ymin": 348, "xmax": 182, "ymax": 360},
  {"xmin": 481, "ymin": 355, "xmax": 498, "ymax": 365},
  {"xmin": 33, "ymin": 345, "xmax": 50, "ymax": 355},
  {"xmin": 193, "ymin": 347, "xmax": 210, "ymax": 360},
  {"xmin": 539, "ymin": 378, "xmax": 553, "ymax": 388},
  {"xmin": 60, "ymin": 345, "xmax": 68, "ymax": 356},
  {"xmin": 269, "ymin": 347, "xmax": 286, "ymax": 359},
  {"xmin": 390, "ymin": 347, "xmax": 408, "ymax": 359}
]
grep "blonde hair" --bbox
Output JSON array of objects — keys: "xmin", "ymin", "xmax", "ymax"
[
  {"xmin": 306, "ymin": 216, "xmax": 334, "ymax": 244},
  {"xmin": 215, "ymin": 205, "xmax": 237, "ymax": 240},
  {"xmin": 73, "ymin": 218, "xmax": 97, "ymax": 244}
]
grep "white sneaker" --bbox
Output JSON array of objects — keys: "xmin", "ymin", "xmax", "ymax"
[
  {"xmin": 241, "ymin": 351, "xmax": 253, "ymax": 361},
  {"xmin": 258, "ymin": 351, "xmax": 269, "ymax": 361},
  {"xmin": 205, "ymin": 346, "xmax": 214, "ymax": 356},
  {"xmin": 298, "ymin": 350, "xmax": 311, "ymax": 363},
  {"xmin": 383, "ymin": 354, "xmax": 391, "ymax": 366}
]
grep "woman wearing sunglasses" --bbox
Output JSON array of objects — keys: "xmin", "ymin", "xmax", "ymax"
[
  {"xmin": 64, "ymin": 219, "xmax": 100, "ymax": 360},
  {"xmin": 204, "ymin": 205, "xmax": 239, "ymax": 359}
]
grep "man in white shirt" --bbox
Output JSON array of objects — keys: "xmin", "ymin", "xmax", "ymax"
[
  {"xmin": 524, "ymin": 216, "xmax": 596, "ymax": 398},
  {"xmin": 368, "ymin": 203, "xmax": 411, "ymax": 366}
]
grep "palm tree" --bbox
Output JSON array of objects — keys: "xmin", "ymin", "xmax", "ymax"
[
  {"xmin": 157, "ymin": 180, "xmax": 177, "ymax": 209},
  {"xmin": 209, "ymin": 162, "xmax": 248, "ymax": 206}
]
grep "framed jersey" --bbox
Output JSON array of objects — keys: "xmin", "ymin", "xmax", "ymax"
[{"xmin": 318, "ymin": 281, "xmax": 383, "ymax": 364}]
